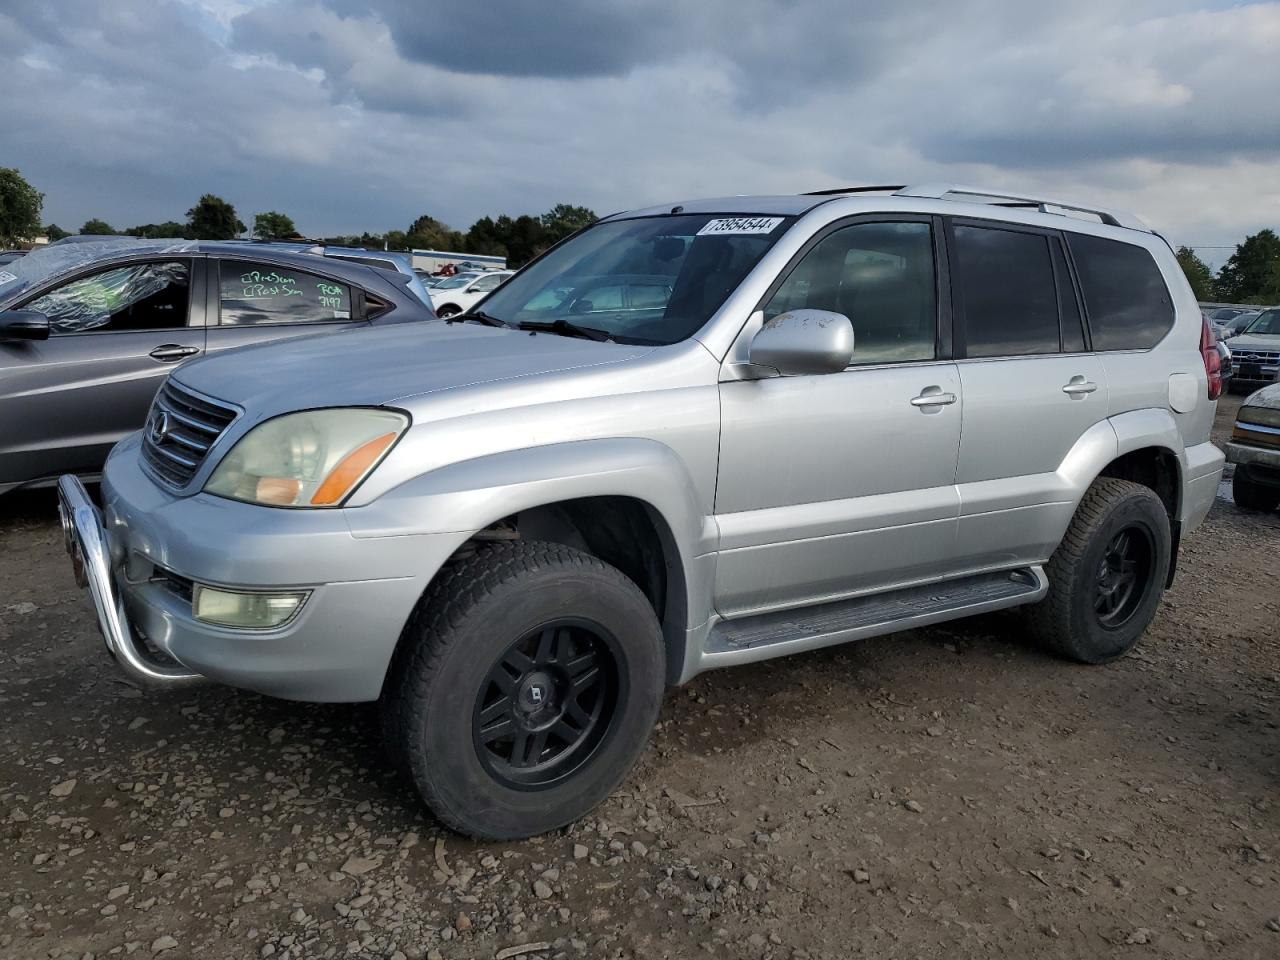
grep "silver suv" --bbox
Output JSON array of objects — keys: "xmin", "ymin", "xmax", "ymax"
[{"xmin": 58, "ymin": 184, "xmax": 1225, "ymax": 839}]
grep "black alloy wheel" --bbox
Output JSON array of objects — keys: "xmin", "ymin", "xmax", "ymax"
[
  {"xmin": 1093, "ymin": 526, "xmax": 1155, "ymax": 629},
  {"xmin": 473, "ymin": 620, "xmax": 620, "ymax": 790}
]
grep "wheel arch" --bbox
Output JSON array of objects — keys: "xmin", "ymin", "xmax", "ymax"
[
  {"xmin": 360, "ymin": 438, "xmax": 716, "ymax": 687},
  {"xmin": 1057, "ymin": 409, "xmax": 1187, "ymax": 585}
]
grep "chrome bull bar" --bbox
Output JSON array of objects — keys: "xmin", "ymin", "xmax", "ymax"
[{"xmin": 56, "ymin": 475, "xmax": 202, "ymax": 687}]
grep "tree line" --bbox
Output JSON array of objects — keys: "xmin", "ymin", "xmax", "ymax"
[
  {"xmin": 1176, "ymin": 234, "xmax": 1280, "ymax": 305},
  {"xmin": 5, "ymin": 166, "xmax": 1277, "ymax": 295},
  {"xmin": 0, "ymin": 167, "xmax": 596, "ymax": 269}
]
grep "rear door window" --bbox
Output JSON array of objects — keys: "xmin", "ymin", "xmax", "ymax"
[
  {"xmin": 1065, "ymin": 234, "xmax": 1174, "ymax": 350},
  {"xmin": 27, "ymin": 261, "xmax": 191, "ymax": 335},
  {"xmin": 218, "ymin": 259, "xmax": 352, "ymax": 325},
  {"xmin": 951, "ymin": 224, "xmax": 1059, "ymax": 358}
]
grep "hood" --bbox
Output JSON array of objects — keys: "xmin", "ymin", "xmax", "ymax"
[
  {"xmin": 1241, "ymin": 381, "xmax": 1280, "ymax": 411},
  {"xmin": 173, "ymin": 321, "xmax": 652, "ymax": 419},
  {"xmin": 1226, "ymin": 332, "xmax": 1280, "ymax": 353}
]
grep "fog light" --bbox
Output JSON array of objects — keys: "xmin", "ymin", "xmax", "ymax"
[{"xmin": 192, "ymin": 585, "xmax": 308, "ymax": 629}]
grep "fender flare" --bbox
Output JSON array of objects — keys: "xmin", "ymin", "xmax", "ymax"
[{"xmin": 347, "ymin": 437, "xmax": 718, "ymax": 680}]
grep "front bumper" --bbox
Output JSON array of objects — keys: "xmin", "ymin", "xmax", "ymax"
[{"xmin": 57, "ymin": 436, "xmax": 465, "ymax": 702}]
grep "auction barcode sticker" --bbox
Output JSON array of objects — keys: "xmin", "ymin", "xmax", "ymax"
[{"xmin": 696, "ymin": 217, "xmax": 784, "ymax": 236}]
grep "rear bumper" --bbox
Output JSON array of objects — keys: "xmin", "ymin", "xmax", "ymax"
[
  {"xmin": 1180, "ymin": 440, "xmax": 1226, "ymax": 535},
  {"xmin": 59, "ymin": 435, "xmax": 464, "ymax": 702}
]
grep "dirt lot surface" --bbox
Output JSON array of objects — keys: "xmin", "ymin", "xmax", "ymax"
[{"xmin": 2, "ymin": 394, "xmax": 1277, "ymax": 960}]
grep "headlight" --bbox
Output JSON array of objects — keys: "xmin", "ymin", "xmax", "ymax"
[{"xmin": 204, "ymin": 408, "xmax": 409, "ymax": 507}]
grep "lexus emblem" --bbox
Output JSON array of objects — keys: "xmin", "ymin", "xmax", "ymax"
[{"xmin": 148, "ymin": 409, "xmax": 172, "ymax": 445}]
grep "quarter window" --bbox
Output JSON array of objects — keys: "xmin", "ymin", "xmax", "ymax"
[
  {"xmin": 763, "ymin": 221, "xmax": 936, "ymax": 366},
  {"xmin": 1066, "ymin": 234, "xmax": 1174, "ymax": 351},
  {"xmin": 219, "ymin": 260, "xmax": 352, "ymax": 325},
  {"xmin": 28, "ymin": 261, "xmax": 190, "ymax": 335},
  {"xmin": 952, "ymin": 225, "xmax": 1059, "ymax": 358}
]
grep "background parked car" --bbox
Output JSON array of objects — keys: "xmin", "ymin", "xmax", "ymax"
[
  {"xmin": 1224, "ymin": 307, "xmax": 1280, "ymax": 391},
  {"xmin": 0, "ymin": 238, "xmax": 435, "ymax": 494},
  {"xmin": 0, "ymin": 250, "xmax": 26, "ymax": 266},
  {"xmin": 1214, "ymin": 310, "xmax": 1260, "ymax": 340},
  {"xmin": 1226, "ymin": 380, "xmax": 1280, "ymax": 511},
  {"xmin": 427, "ymin": 269, "xmax": 513, "ymax": 317}
]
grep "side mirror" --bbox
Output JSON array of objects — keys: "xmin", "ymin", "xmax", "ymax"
[
  {"xmin": 0, "ymin": 309, "xmax": 50, "ymax": 342},
  {"xmin": 748, "ymin": 309, "xmax": 854, "ymax": 375}
]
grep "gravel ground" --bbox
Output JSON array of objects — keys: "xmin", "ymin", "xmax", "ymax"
[{"xmin": 2, "ymin": 394, "xmax": 1277, "ymax": 960}]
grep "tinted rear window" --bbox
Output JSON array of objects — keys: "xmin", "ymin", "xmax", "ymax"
[
  {"xmin": 952, "ymin": 224, "xmax": 1059, "ymax": 358},
  {"xmin": 1066, "ymin": 234, "xmax": 1173, "ymax": 350}
]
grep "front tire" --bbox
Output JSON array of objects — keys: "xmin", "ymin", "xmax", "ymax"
[
  {"xmin": 382, "ymin": 541, "xmax": 665, "ymax": 840},
  {"xmin": 1027, "ymin": 478, "xmax": 1171, "ymax": 664},
  {"xmin": 435, "ymin": 304, "xmax": 461, "ymax": 319},
  {"xmin": 1233, "ymin": 469, "xmax": 1280, "ymax": 512}
]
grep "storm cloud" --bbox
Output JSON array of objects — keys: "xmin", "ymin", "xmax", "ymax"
[{"xmin": 2, "ymin": 0, "xmax": 1278, "ymax": 258}]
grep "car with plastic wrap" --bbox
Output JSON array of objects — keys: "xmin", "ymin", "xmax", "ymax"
[
  {"xmin": 57, "ymin": 183, "xmax": 1224, "ymax": 840},
  {"xmin": 0, "ymin": 238, "xmax": 435, "ymax": 494}
]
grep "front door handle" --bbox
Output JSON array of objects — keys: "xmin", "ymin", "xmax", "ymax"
[
  {"xmin": 149, "ymin": 344, "xmax": 200, "ymax": 362},
  {"xmin": 910, "ymin": 387, "xmax": 958, "ymax": 408},
  {"xmin": 1062, "ymin": 376, "xmax": 1098, "ymax": 397}
]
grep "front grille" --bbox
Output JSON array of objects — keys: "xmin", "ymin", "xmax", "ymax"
[
  {"xmin": 1231, "ymin": 349, "xmax": 1279, "ymax": 364},
  {"xmin": 141, "ymin": 380, "xmax": 239, "ymax": 489}
]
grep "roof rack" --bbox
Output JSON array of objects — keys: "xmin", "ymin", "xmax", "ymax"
[
  {"xmin": 893, "ymin": 183, "xmax": 1150, "ymax": 232},
  {"xmin": 803, "ymin": 185, "xmax": 906, "ymax": 196}
]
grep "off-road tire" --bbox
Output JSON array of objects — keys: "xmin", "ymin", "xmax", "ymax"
[
  {"xmin": 1233, "ymin": 470, "xmax": 1280, "ymax": 512},
  {"xmin": 1026, "ymin": 478, "xmax": 1171, "ymax": 664},
  {"xmin": 381, "ymin": 540, "xmax": 665, "ymax": 840}
]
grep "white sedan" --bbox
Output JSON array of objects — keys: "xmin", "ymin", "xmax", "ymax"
[{"xmin": 428, "ymin": 271, "xmax": 513, "ymax": 318}]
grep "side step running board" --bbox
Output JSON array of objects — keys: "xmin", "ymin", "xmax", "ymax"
[{"xmin": 701, "ymin": 567, "xmax": 1047, "ymax": 669}]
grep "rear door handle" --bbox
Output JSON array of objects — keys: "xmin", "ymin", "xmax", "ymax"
[
  {"xmin": 1062, "ymin": 377, "xmax": 1098, "ymax": 397},
  {"xmin": 910, "ymin": 388, "xmax": 958, "ymax": 408},
  {"xmin": 149, "ymin": 344, "xmax": 200, "ymax": 362}
]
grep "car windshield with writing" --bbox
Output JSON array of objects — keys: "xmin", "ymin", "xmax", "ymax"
[
  {"xmin": 1243, "ymin": 309, "xmax": 1280, "ymax": 336},
  {"xmin": 476, "ymin": 214, "xmax": 794, "ymax": 345}
]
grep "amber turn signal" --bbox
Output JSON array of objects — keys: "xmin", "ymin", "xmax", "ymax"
[{"xmin": 310, "ymin": 432, "xmax": 399, "ymax": 505}]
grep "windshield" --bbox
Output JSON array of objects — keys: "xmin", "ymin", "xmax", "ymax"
[
  {"xmin": 1244, "ymin": 309, "xmax": 1280, "ymax": 336},
  {"xmin": 476, "ymin": 213, "xmax": 793, "ymax": 344},
  {"xmin": 435, "ymin": 274, "xmax": 477, "ymax": 289},
  {"xmin": 0, "ymin": 238, "xmax": 193, "ymax": 303}
]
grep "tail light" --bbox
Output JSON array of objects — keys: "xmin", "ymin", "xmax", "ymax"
[{"xmin": 1200, "ymin": 317, "xmax": 1222, "ymax": 400}]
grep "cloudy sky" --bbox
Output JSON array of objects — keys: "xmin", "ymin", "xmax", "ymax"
[{"xmin": 3, "ymin": 0, "xmax": 1279, "ymax": 264}]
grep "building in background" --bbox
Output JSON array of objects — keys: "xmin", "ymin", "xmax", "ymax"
[{"xmin": 411, "ymin": 249, "xmax": 507, "ymax": 274}]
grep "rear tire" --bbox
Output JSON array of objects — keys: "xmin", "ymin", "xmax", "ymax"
[
  {"xmin": 1027, "ymin": 478, "xmax": 1171, "ymax": 664},
  {"xmin": 381, "ymin": 540, "xmax": 665, "ymax": 840},
  {"xmin": 1233, "ymin": 470, "xmax": 1280, "ymax": 512}
]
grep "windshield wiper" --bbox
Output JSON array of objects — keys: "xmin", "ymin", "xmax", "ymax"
[
  {"xmin": 445, "ymin": 309, "xmax": 509, "ymax": 328},
  {"xmin": 516, "ymin": 318, "xmax": 614, "ymax": 342}
]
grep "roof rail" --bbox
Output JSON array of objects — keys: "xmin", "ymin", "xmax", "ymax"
[
  {"xmin": 803, "ymin": 185, "xmax": 906, "ymax": 196},
  {"xmin": 893, "ymin": 183, "xmax": 1150, "ymax": 232}
]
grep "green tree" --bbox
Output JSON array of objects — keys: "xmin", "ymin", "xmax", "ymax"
[
  {"xmin": 539, "ymin": 203, "xmax": 595, "ymax": 243},
  {"xmin": 43, "ymin": 223, "xmax": 71, "ymax": 242},
  {"xmin": 186, "ymin": 194, "xmax": 244, "ymax": 240},
  {"xmin": 0, "ymin": 168, "xmax": 43, "ymax": 246},
  {"xmin": 464, "ymin": 216, "xmax": 508, "ymax": 257},
  {"xmin": 80, "ymin": 218, "xmax": 116, "ymax": 236},
  {"xmin": 1216, "ymin": 229, "xmax": 1280, "ymax": 304},
  {"xmin": 405, "ymin": 213, "xmax": 464, "ymax": 252},
  {"xmin": 126, "ymin": 221, "xmax": 190, "ymax": 239},
  {"xmin": 1175, "ymin": 246, "xmax": 1216, "ymax": 301},
  {"xmin": 253, "ymin": 210, "xmax": 297, "ymax": 240}
]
